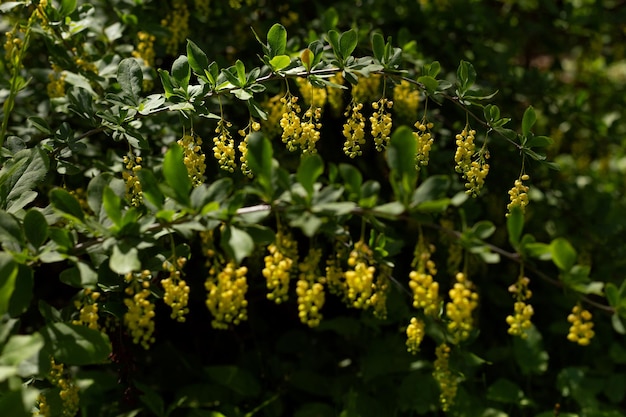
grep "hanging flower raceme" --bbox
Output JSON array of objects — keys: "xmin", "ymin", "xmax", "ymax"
[
  {"xmin": 161, "ymin": 257, "xmax": 191, "ymax": 322},
  {"xmin": 123, "ymin": 270, "xmax": 156, "ymax": 349},
  {"xmin": 161, "ymin": 0, "xmax": 190, "ymax": 55},
  {"xmin": 506, "ymin": 174, "xmax": 530, "ymax": 216},
  {"xmin": 352, "ymin": 74, "xmax": 381, "ymax": 104},
  {"xmin": 567, "ymin": 304, "xmax": 595, "ymax": 346},
  {"xmin": 370, "ymin": 97, "xmax": 393, "ymax": 151},
  {"xmin": 238, "ymin": 121, "xmax": 261, "ymax": 178},
  {"xmin": 414, "ymin": 119, "xmax": 435, "ymax": 168},
  {"xmin": 213, "ymin": 119, "xmax": 236, "ymax": 172},
  {"xmin": 445, "ymin": 272, "xmax": 479, "ymax": 343},
  {"xmin": 409, "ymin": 238, "xmax": 440, "ymax": 316},
  {"xmin": 123, "ymin": 155, "xmax": 143, "ymax": 207},
  {"xmin": 296, "ymin": 77, "xmax": 327, "ymax": 109},
  {"xmin": 47, "ymin": 64, "xmax": 66, "ymax": 98},
  {"xmin": 393, "ymin": 79, "xmax": 420, "ymax": 123},
  {"xmin": 344, "ymin": 240, "xmax": 376, "ymax": 309},
  {"xmin": 35, "ymin": 358, "xmax": 80, "ymax": 417},
  {"xmin": 342, "ymin": 101, "xmax": 366, "ymax": 158},
  {"xmin": 505, "ymin": 276, "xmax": 534, "ymax": 338},
  {"xmin": 433, "ymin": 343, "xmax": 458, "ymax": 412},
  {"xmin": 406, "ymin": 317, "xmax": 425, "ymax": 354},
  {"xmin": 72, "ymin": 288, "xmax": 100, "ymax": 330},
  {"xmin": 454, "ymin": 126, "xmax": 489, "ymax": 196},
  {"xmin": 263, "ymin": 229, "xmax": 298, "ymax": 304},
  {"xmin": 261, "ymin": 93, "xmax": 285, "ymax": 138},
  {"xmin": 178, "ymin": 133, "xmax": 206, "ymax": 186},
  {"xmin": 296, "ymin": 248, "xmax": 325, "ymax": 327},
  {"xmin": 205, "ymin": 260, "xmax": 249, "ymax": 329}
]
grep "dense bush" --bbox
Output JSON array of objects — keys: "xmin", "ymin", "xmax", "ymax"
[{"xmin": 1, "ymin": 1, "xmax": 626, "ymax": 416}]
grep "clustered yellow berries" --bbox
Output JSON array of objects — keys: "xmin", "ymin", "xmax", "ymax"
[
  {"xmin": 36, "ymin": 358, "xmax": 80, "ymax": 417},
  {"xmin": 238, "ymin": 121, "xmax": 261, "ymax": 178},
  {"xmin": 296, "ymin": 248, "xmax": 325, "ymax": 327},
  {"xmin": 161, "ymin": 257, "xmax": 191, "ymax": 322},
  {"xmin": 433, "ymin": 343, "xmax": 458, "ymax": 412},
  {"xmin": 72, "ymin": 288, "xmax": 100, "ymax": 330},
  {"xmin": 296, "ymin": 77, "xmax": 327, "ymax": 109},
  {"xmin": 213, "ymin": 119, "xmax": 236, "ymax": 172},
  {"xmin": 178, "ymin": 133, "xmax": 206, "ymax": 186},
  {"xmin": 161, "ymin": 0, "xmax": 190, "ymax": 55},
  {"xmin": 47, "ymin": 64, "xmax": 66, "ymax": 99},
  {"xmin": 369, "ymin": 264, "xmax": 390, "ymax": 319},
  {"xmin": 406, "ymin": 317, "xmax": 425, "ymax": 354},
  {"xmin": 506, "ymin": 174, "xmax": 530, "ymax": 216},
  {"xmin": 454, "ymin": 126, "xmax": 489, "ymax": 196},
  {"xmin": 342, "ymin": 101, "xmax": 366, "ymax": 158},
  {"xmin": 567, "ymin": 304, "xmax": 595, "ymax": 346},
  {"xmin": 205, "ymin": 260, "xmax": 249, "ymax": 329},
  {"xmin": 409, "ymin": 239, "xmax": 440, "ymax": 316},
  {"xmin": 124, "ymin": 270, "xmax": 156, "ymax": 349},
  {"xmin": 262, "ymin": 230, "xmax": 298, "ymax": 303},
  {"xmin": 344, "ymin": 240, "xmax": 377, "ymax": 309},
  {"xmin": 123, "ymin": 155, "xmax": 143, "ymax": 206},
  {"xmin": 370, "ymin": 97, "xmax": 394, "ymax": 151},
  {"xmin": 505, "ymin": 276, "xmax": 534, "ymax": 338},
  {"xmin": 279, "ymin": 94, "xmax": 322, "ymax": 154},
  {"xmin": 445, "ymin": 272, "xmax": 479, "ymax": 343},
  {"xmin": 414, "ymin": 119, "xmax": 435, "ymax": 169},
  {"xmin": 393, "ymin": 79, "xmax": 420, "ymax": 122}
]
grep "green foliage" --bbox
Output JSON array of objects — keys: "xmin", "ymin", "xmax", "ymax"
[{"xmin": 1, "ymin": 1, "xmax": 625, "ymax": 416}]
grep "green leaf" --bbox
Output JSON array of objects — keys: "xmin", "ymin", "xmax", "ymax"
[
  {"xmin": 472, "ymin": 220, "xmax": 496, "ymax": 239},
  {"xmin": 412, "ymin": 175, "xmax": 450, "ymax": 207},
  {"xmin": 246, "ymin": 132, "xmax": 274, "ymax": 198},
  {"xmin": 0, "ymin": 386, "xmax": 39, "ymax": 417},
  {"xmin": 163, "ymin": 143, "xmax": 192, "ymax": 205},
  {"xmin": 221, "ymin": 226, "xmax": 254, "ymax": 264},
  {"xmin": 507, "ymin": 205, "xmax": 524, "ymax": 249},
  {"xmin": 110, "ymin": 243, "xmax": 141, "ymax": 275},
  {"xmin": 0, "ymin": 333, "xmax": 44, "ymax": 367},
  {"xmin": 339, "ymin": 163, "xmax": 362, "ymax": 200},
  {"xmin": 417, "ymin": 76, "xmax": 438, "ymax": 95},
  {"xmin": 513, "ymin": 325, "xmax": 549, "ymax": 375},
  {"xmin": 526, "ymin": 135, "xmax": 553, "ymax": 148},
  {"xmin": 117, "ymin": 58, "xmax": 143, "ymax": 104},
  {"xmin": 0, "ymin": 210, "xmax": 23, "ymax": 246},
  {"xmin": 606, "ymin": 283, "xmax": 619, "ymax": 308},
  {"xmin": 50, "ymin": 188, "xmax": 85, "ymax": 222},
  {"xmin": 0, "ymin": 253, "xmax": 18, "ymax": 316},
  {"xmin": 171, "ymin": 55, "xmax": 191, "ymax": 91},
  {"xmin": 28, "ymin": 116, "xmax": 52, "ymax": 135},
  {"xmin": 135, "ymin": 169, "xmax": 164, "ymax": 211},
  {"xmin": 205, "ymin": 365, "xmax": 261, "ymax": 397},
  {"xmin": 135, "ymin": 381, "xmax": 166, "ymax": 417},
  {"xmin": 267, "ymin": 23, "xmax": 287, "ymax": 57},
  {"xmin": 269, "ymin": 55, "xmax": 291, "ymax": 72},
  {"xmin": 521, "ymin": 106, "xmax": 536, "ymax": 137},
  {"xmin": 235, "ymin": 59, "xmax": 246, "ymax": 85},
  {"xmin": 550, "ymin": 237, "xmax": 577, "ymax": 272},
  {"xmin": 387, "ymin": 126, "xmax": 418, "ymax": 206},
  {"xmin": 58, "ymin": 0, "xmax": 77, "ymax": 17},
  {"xmin": 486, "ymin": 378, "xmax": 524, "ymax": 404},
  {"xmin": 371, "ymin": 32, "xmax": 385, "ymax": 62},
  {"xmin": 40, "ymin": 322, "xmax": 111, "ymax": 365},
  {"xmin": 186, "ymin": 39, "xmax": 209, "ymax": 77},
  {"xmin": 59, "ymin": 262, "xmax": 98, "ymax": 288},
  {"xmin": 372, "ymin": 201, "xmax": 405, "ymax": 218},
  {"xmin": 327, "ymin": 30, "xmax": 340, "ymax": 58},
  {"xmin": 23, "ymin": 209, "xmax": 48, "ymax": 248},
  {"xmin": 0, "ymin": 147, "xmax": 49, "ymax": 213},
  {"xmin": 102, "ymin": 186, "xmax": 122, "ymax": 227},
  {"xmin": 456, "ymin": 60, "xmax": 476, "ymax": 95},
  {"xmin": 297, "ymin": 154, "xmax": 324, "ymax": 197},
  {"xmin": 338, "ymin": 29, "xmax": 358, "ymax": 60},
  {"xmin": 8, "ymin": 265, "xmax": 33, "ymax": 317}
]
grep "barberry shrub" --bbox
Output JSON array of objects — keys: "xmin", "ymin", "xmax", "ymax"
[{"xmin": 1, "ymin": 1, "xmax": 625, "ymax": 417}]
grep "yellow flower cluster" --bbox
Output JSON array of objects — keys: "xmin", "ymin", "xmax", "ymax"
[
  {"xmin": 213, "ymin": 119, "xmax": 236, "ymax": 172},
  {"xmin": 506, "ymin": 174, "xmax": 530, "ymax": 216},
  {"xmin": 72, "ymin": 289, "xmax": 100, "ymax": 330},
  {"xmin": 72, "ymin": 47, "xmax": 98, "ymax": 75},
  {"xmin": 370, "ymin": 264, "xmax": 390, "ymax": 319},
  {"xmin": 263, "ymin": 230, "xmax": 297, "ymax": 303},
  {"xmin": 344, "ymin": 240, "xmax": 376, "ymax": 309},
  {"xmin": 178, "ymin": 133, "xmax": 206, "ymax": 186},
  {"xmin": 326, "ymin": 73, "xmax": 344, "ymax": 116},
  {"xmin": 454, "ymin": 126, "xmax": 489, "ymax": 196},
  {"xmin": 406, "ymin": 317, "xmax": 425, "ymax": 354},
  {"xmin": 506, "ymin": 276, "xmax": 533, "ymax": 338},
  {"xmin": 47, "ymin": 64, "xmax": 66, "ymax": 98},
  {"xmin": 342, "ymin": 101, "xmax": 366, "ymax": 158},
  {"xmin": 393, "ymin": 79, "xmax": 420, "ymax": 122},
  {"xmin": 37, "ymin": 358, "xmax": 80, "ymax": 417},
  {"xmin": 567, "ymin": 304, "xmax": 595, "ymax": 346},
  {"xmin": 123, "ymin": 270, "xmax": 156, "ymax": 349},
  {"xmin": 261, "ymin": 94, "xmax": 284, "ymax": 138},
  {"xmin": 352, "ymin": 74, "xmax": 381, "ymax": 104},
  {"xmin": 433, "ymin": 343, "xmax": 458, "ymax": 412},
  {"xmin": 409, "ymin": 239, "xmax": 440, "ymax": 316},
  {"xmin": 370, "ymin": 98, "xmax": 394, "ymax": 151},
  {"xmin": 3, "ymin": 28, "xmax": 24, "ymax": 69},
  {"xmin": 238, "ymin": 121, "xmax": 261, "ymax": 178},
  {"xmin": 445, "ymin": 272, "xmax": 479, "ymax": 343},
  {"xmin": 134, "ymin": 31, "xmax": 156, "ymax": 66},
  {"xmin": 279, "ymin": 94, "xmax": 322, "ymax": 154},
  {"xmin": 414, "ymin": 119, "xmax": 435, "ymax": 168},
  {"xmin": 122, "ymin": 155, "xmax": 143, "ymax": 206},
  {"xmin": 296, "ymin": 77, "xmax": 327, "ymax": 109},
  {"xmin": 296, "ymin": 248, "xmax": 325, "ymax": 327},
  {"xmin": 161, "ymin": 257, "xmax": 190, "ymax": 322},
  {"xmin": 161, "ymin": 0, "xmax": 190, "ymax": 55},
  {"xmin": 205, "ymin": 261, "xmax": 249, "ymax": 329},
  {"xmin": 324, "ymin": 240, "xmax": 349, "ymax": 296}
]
